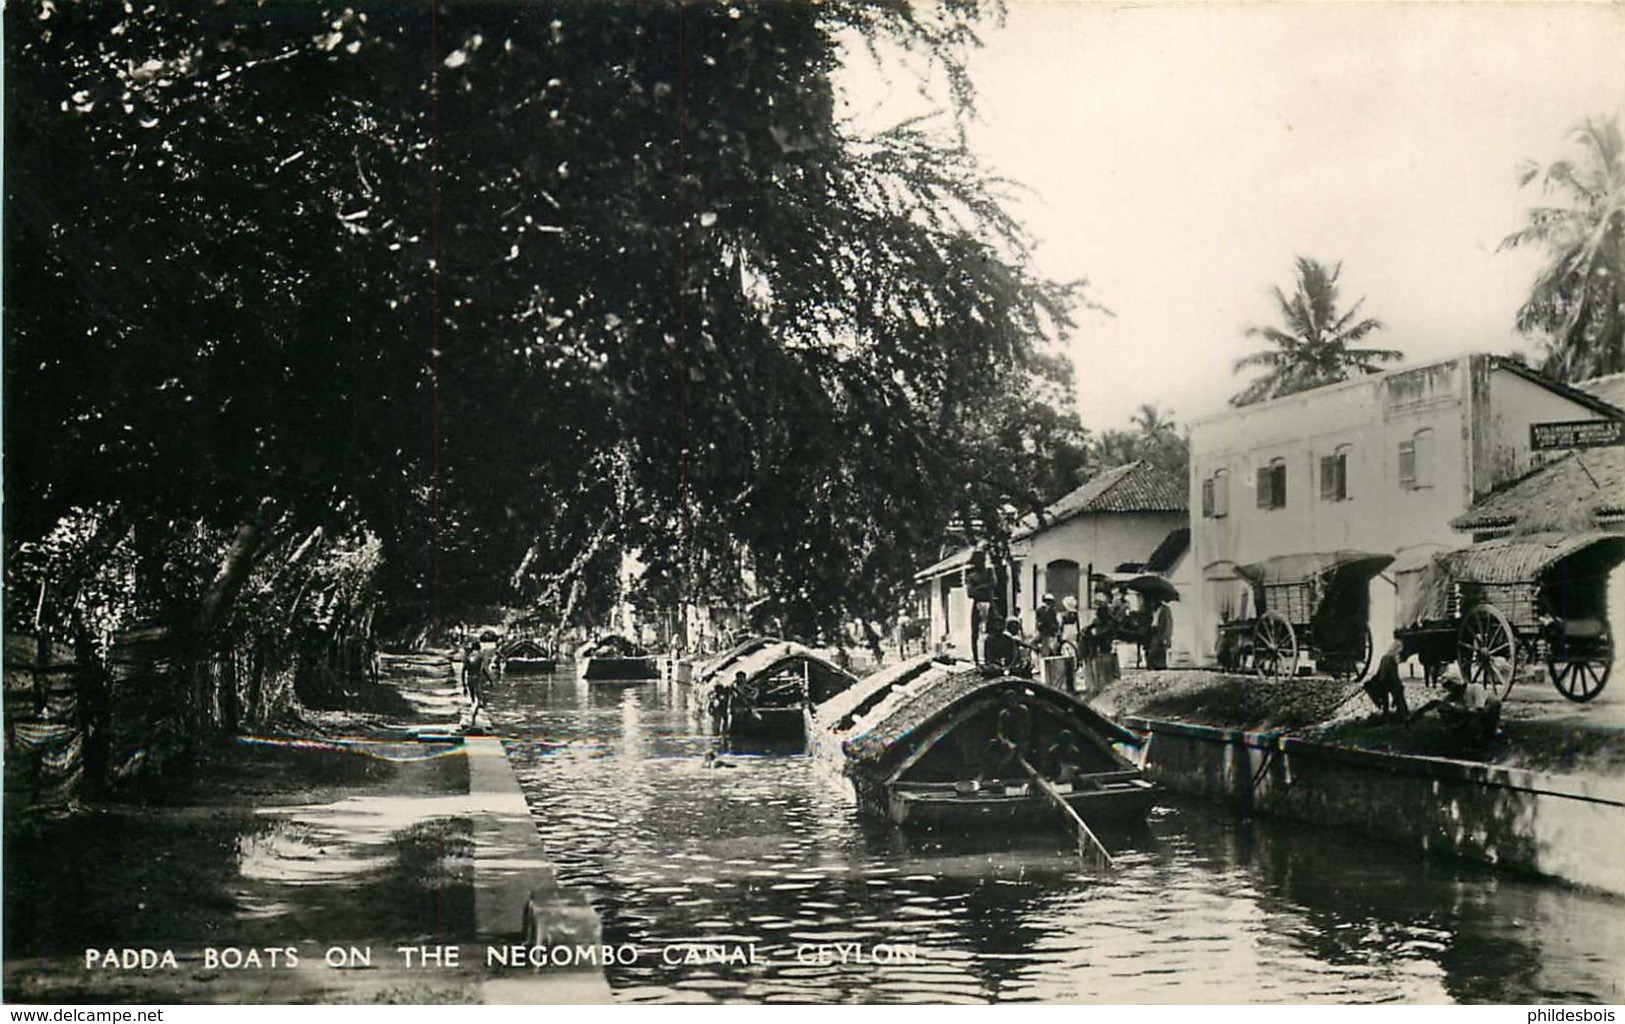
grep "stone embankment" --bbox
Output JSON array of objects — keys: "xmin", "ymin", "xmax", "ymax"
[{"xmin": 1093, "ymin": 668, "xmax": 1625, "ymax": 896}]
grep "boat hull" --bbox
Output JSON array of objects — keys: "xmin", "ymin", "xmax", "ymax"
[
  {"xmin": 877, "ymin": 778, "xmax": 1157, "ymax": 830},
  {"xmin": 581, "ymin": 656, "xmax": 660, "ymax": 681}
]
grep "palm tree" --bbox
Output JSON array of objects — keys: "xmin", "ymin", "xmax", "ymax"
[
  {"xmin": 1500, "ymin": 115, "xmax": 1625, "ymax": 382},
  {"xmin": 1230, "ymin": 257, "xmax": 1401, "ymax": 406}
]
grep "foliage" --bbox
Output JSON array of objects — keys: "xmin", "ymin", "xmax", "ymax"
[
  {"xmin": 1501, "ymin": 114, "xmax": 1625, "ymax": 382},
  {"xmin": 1230, "ymin": 257, "xmax": 1402, "ymax": 406},
  {"xmin": 4, "ymin": 1, "xmax": 1093, "ymax": 654},
  {"xmin": 1092, "ymin": 403, "xmax": 1188, "ymax": 482}
]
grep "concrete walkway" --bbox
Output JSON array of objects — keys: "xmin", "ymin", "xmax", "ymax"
[{"xmin": 3, "ymin": 652, "xmax": 610, "ymax": 1004}]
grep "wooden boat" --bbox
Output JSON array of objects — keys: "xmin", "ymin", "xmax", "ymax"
[
  {"xmin": 498, "ymin": 635, "xmax": 557, "ymax": 674},
  {"xmin": 578, "ymin": 634, "xmax": 660, "ymax": 682},
  {"xmin": 691, "ymin": 640, "xmax": 860, "ymax": 739},
  {"xmin": 806, "ymin": 655, "xmax": 1155, "ymax": 830}
]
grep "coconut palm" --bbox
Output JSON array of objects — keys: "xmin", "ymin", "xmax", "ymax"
[
  {"xmin": 1500, "ymin": 115, "xmax": 1625, "ymax": 382},
  {"xmin": 1230, "ymin": 257, "xmax": 1401, "ymax": 406}
]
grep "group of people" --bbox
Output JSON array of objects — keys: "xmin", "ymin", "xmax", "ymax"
[{"xmin": 962, "ymin": 545, "xmax": 1176, "ymax": 679}]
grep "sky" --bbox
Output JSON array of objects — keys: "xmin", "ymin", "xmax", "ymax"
[{"xmin": 842, "ymin": 2, "xmax": 1625, "ymax": 432}]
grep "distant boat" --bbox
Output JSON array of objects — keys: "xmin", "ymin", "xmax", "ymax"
[
  {"xmin": 806, "ymin": 655, "xmax": 1155, "ymax": 830},
  {"xmin": 499, "ymin": 635, "xmax": 556, "ymax": 675},
  {"xmin": 690, "ymin": 639, "xmax": 860, "ymax": 739},
  {"xmin": 578, "ymin": 634, "xmax": 660, "ymax": 683}
]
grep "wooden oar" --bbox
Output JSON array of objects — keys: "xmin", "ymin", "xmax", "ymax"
[{"xmin": 1019, "ymin": 757, "xmax": 1115, "ymax": 871}]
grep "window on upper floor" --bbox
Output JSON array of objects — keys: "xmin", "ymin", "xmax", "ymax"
[
  {"xmin": 1399, "ymin": 429, "xmax": 1435, "ymax": 490},
  {"xmin": 1320, "ymin": 445, "xmax": 1351, "ymax": 502},
  {"xmin": 1214, "ymin": 469, "xmax": 1230, "ymax": 517},
  {"xmin": 1255, "ymin": 459, "xmax": 1287, "ymax": 510},
  {"xmin": 1201, "ymin": 478, "xmax": 1214, "ymax": 518}
]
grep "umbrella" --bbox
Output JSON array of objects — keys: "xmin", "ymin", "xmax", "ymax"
[{"xmin": 1104, "ymin": 572, "xmax": 1180, "ymax": 603}]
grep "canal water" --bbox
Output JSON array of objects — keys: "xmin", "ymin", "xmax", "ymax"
[{"xmin": 486, "ymin": 670, "xmax": 1624, "ymax": 1004}]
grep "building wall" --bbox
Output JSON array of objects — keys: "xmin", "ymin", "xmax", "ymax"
[{"xmin": 1186, "ymin": 354, "xmax": 1612, "ymax": 665}]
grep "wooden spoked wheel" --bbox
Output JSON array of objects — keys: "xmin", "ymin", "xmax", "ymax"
[
  {"xmin": 1252, "ymin": 611, "xmax": 1299, "ymax": 679},
  {"xmin": 1328, "ymin": 626, "xmax": 1374, "ymax": 682},
  {"xmin": 1548, "ymin": 627, "xmax": 1612, "ymax": 703},
  {"xmin": 1457, "ymin": 605, "xmax": 1517, "ymax": 701}
]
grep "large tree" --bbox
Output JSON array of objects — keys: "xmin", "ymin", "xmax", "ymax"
[
  {"xmin": 1500, "ymin": 114, "xmax": 1625, "ymax": 382},
  {"xmin": 5, "ymin": 1, "xmax": 1092, "ymax": 651},
  {"xmin": 1230, "ymin": 257, "xmax": 1400, "ymax": 406}
]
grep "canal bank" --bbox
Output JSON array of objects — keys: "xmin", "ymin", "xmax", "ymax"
[
  {"xmin": 1095, "ymin": 668, "xmax": 1625, "ymax": 897},
  {"xmin": 2, "ymin": 652, "xmax": 610, "ymax": 1005}
]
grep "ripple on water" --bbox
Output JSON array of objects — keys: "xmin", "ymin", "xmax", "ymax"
[{"xmin": 492, "ymin": 683, "xmax": 1625, "ymax": 1005}]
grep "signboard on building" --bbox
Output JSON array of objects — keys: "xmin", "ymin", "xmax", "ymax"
[{"xmin": 1529, "ymin": 418, "xmax": 1625, "ymax": 451}]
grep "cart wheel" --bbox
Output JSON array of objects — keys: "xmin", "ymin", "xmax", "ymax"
[
  {"xmin": 1347, "ymin": 626, "xmax": 1374, "ymax": 682},
  {"xmin": 1252, "ymin": 611, "xmax": 1299, "ymax": 679},
  {"xmin": 1458, "ymin": 605, "xmax": 1517, "ymax": 701},
  {"xmin": 1549, "ymin": 627, "xmax": 1612, "ymax": 703}
]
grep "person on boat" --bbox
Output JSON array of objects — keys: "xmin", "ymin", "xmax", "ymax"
[
  {"xmin": 727, "ymin": 670, "xmax": 762, "ymax": 729},
  {"xmin": 964, "ymin": 546, "xmax": 998, "ymax": 665},
  {"xmin": 1145, "ymin": 596, "xmax": 1174, "ymax": 670},
  {"xmin": 975, "ymin": 689, "xmax": 1032, "ymax": 784},
  {"xmin": 1035, "ymin": 594, "xmax": 1061, "ymax": 657},
  {"xmin": 1046, "ymin": 729, "xmax": 1096, "ymax": 787}
]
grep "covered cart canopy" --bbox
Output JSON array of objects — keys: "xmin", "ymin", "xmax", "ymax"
[
  {"xmin": 1235, "ymin": 550, "xmax": 1394, "ymax": 587},
  {"xmin": 1396, "ymin": 532, "xmax": 1625, "ymax": 630},
  {"xmin": 1437, "ymin": 532, "xmax": 1625, "ymax": 586}
]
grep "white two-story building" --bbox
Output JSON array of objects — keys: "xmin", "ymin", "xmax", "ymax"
[{"xmin": 1187, "ymin": 353, "xmax": 1622, "ymax": 664}]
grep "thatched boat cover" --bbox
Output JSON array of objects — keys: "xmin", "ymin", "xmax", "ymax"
[
  {"xmin": 810, "ymin": 653, "xmax": 948, "ymax": 731},
  {"xmin": 696, "ymin": 635, "xmax": 778, "ymax": 685},
  {"xmin": 699, "ymin": 640, "xmax": 856, "ymax": 693},
  {"xmin": 832, "ymin": 663, "xmax": 1139, "ymax": 768},
  {"xmin": 1236, "ymin": 550, "xmax": 1394, "ymax": 588}
]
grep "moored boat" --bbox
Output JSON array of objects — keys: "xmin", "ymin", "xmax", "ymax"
[
  {"xmin": 806, "ymin": 654, "xmax": 1155, "ymax": 830},
  {"xmin": 579, "ymin": 634, "xmax": 660, "ymax": 682},
  {"xmin": 499, "ymin": 635, "xmax": 557, "ymax": 674},
  {"xmin": 692, "ymin": 639, "xmax": 861, "ymax": 739}
]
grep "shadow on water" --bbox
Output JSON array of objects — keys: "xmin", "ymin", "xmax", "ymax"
[{"xmin": 486, "ymin": 670, "xmax": 1625, "ymax": 1004}]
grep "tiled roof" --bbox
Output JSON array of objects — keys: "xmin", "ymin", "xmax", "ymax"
[
  {"xmin": 1012, "ymin": 461, "xmax": 1186, "ymax": 539},
  {"xmin": 1452, "ymin": 447, "xmax": 1625, "ymax": 533}
]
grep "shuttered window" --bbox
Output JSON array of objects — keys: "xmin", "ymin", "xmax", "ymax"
[
  {"xmin": 1398, "ymin": 440, "xmax": 1416, "ymax": 489},
  {"xmin": 1214, "ymin": 470, "xmax": 1229, "ymax": 517},
  {"xmin": 1320, "ymin": 449, "xmax": 1349, "ymax": 501},
  {"xmin": 1413, "ymin": 429, "xmax": 1434, "ymax": 487},
  {"xmin": 1256, "ymin": 460, "xmax": 1287, "ymax": 509},
  {"xmin": 1201, "ymin": 478, "xmax": 1215, "ymax": 517}
]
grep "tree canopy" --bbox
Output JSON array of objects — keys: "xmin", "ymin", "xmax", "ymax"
[
  {"xmin": 1230, "ymin": 257, "xmax": 1401, "ymax": 407},
  {"xmin": 5, "ymin": 1, "xmax": 1096, "ymax": 647},
  {"xmin": 1501, "ymin": 114, "xmax": 1625, "ymax": 382}
]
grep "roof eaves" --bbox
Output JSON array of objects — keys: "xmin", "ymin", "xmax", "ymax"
[{"xmin": 1494, "ymin": 358, "xmax": 1625, "ymax": 421}]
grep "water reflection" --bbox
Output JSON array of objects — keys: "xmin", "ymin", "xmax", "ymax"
[{"xmin": 487, "ymin": 669, "xmax": 1624, "ymax": 1004}]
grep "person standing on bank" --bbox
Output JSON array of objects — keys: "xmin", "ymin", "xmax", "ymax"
[
  {"xmin": 964, "ymin": 546, "xmax": 998, "ymax": 665},
  {"xmin": 1035, "ymin": 594, "xmax": 1061, "ymax": 657},
  {"xmin": 1145, "ymin": 596, "xmax": 1174, "ymax": 670}
]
